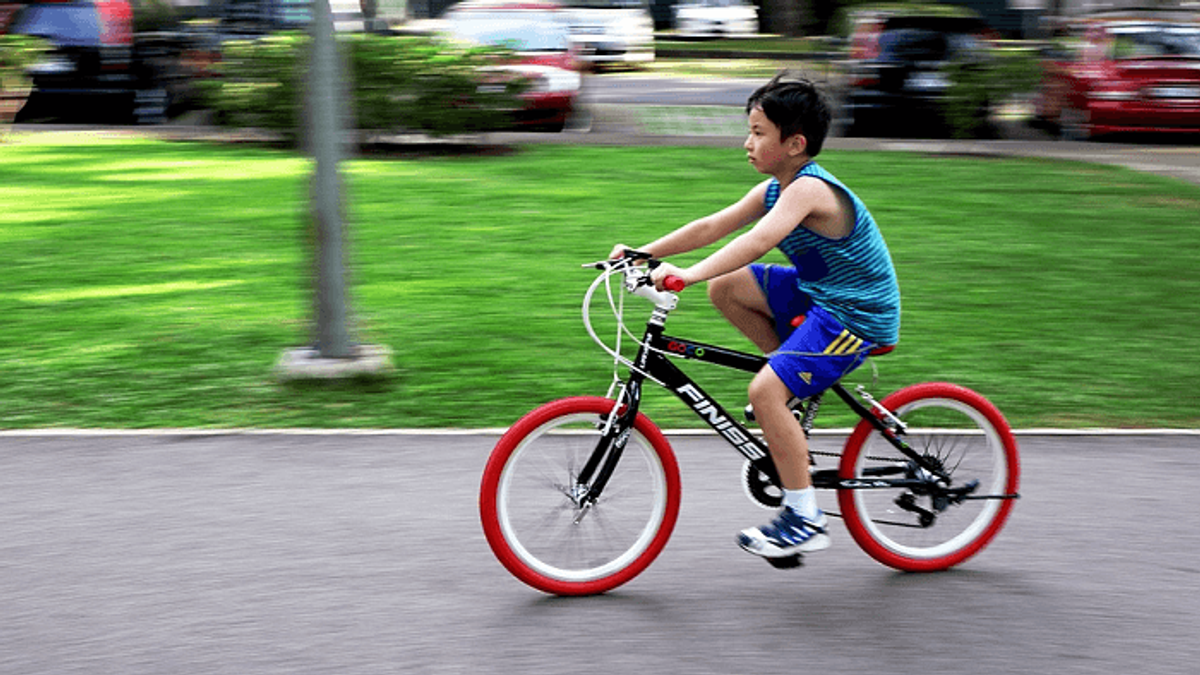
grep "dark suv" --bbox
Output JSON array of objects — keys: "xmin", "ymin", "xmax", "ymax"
[
  {"xmin": 7, "ymin": 0, "xmax": 211, "ymax": 123},
  {"xmin": 843, "ymin": 12, "xmax": 993, "ymax": 137}
]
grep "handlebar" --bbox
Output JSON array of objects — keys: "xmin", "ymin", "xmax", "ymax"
[
  {"xmin": 581, "ymin": 251, "xmax": 684, "ymax": 377},
  {"xmin": 662, "ymin": 276, "xmax": 686, "ymax": 292},
  {"xmin": 584, "ymin": 251, "xmax": 680, "ymax": 310},
  {"xmin": 589, "ymin": 250, "xmax": 688, "ymax": 293}
]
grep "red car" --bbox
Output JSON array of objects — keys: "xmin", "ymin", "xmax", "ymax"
[
  {"xmin": 1034, "ymin": 14, "xmax": 1200, "ymax": 140},
  {"xmin": 443, "ymin": 0, "xmax": 583, "ymax": 132}
]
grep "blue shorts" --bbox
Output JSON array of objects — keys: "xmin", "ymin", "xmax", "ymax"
[{"xmin": 751, "ymin": 264, "xmax": 877, "ymax": 400}]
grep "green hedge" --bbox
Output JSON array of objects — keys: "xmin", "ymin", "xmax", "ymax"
[
  {"xmin": 201, "ymin": 32, "xmax": 529, "ymax": 142},
  {"xmin": 0, "ymin": 34, "xmax": 48, "ymax": 92},
  {"xmin": 943, "ymin": 46, "xmax": 1041, "ymax": 139}
]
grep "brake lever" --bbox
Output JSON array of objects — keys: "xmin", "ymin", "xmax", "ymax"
[{"xmin": 583, "ymin": 250, "xmax": 656, "ymax": 271}]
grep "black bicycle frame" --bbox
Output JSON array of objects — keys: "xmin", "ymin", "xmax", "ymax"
[{"xmin": 577, "ymin": 310, "xmax": 954, "ymax": 507}]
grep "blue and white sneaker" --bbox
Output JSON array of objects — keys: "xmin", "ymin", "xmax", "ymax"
[{"xmin": 737, "ymin": 507, "xmax": 830, "ymax": 558}]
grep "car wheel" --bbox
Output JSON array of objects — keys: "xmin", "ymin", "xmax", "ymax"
[
  {"xmin": 843, "ymin": 107, "xmax": 871, "ymax": 138},
  {"xmin": 1058, "ymin": 105, "xmax": 1091, "ymax": 141},
  {"xmin": 533, "ymin": 119, "xmax": 566, "ymax": 133}
]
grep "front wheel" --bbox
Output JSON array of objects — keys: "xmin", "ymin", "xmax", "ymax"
[
  {"xmin": 837, "ymin": 383, "xmax": 1020, "ymax": 572},
  {"xmin": 480, "ymin": 397, "xmax": 681, "ymax": 595}
]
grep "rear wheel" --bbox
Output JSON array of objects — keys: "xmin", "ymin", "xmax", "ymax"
[
  {"xmin": 480, "ymin": 397, "xmax": 680, "ymax": 595},
  {"xmin": 837, "ymin": 383, "xmax": 1019, "ymax": 572}
]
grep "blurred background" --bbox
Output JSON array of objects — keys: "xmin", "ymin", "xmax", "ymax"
[
  {"xmin": 3, "ymin": 4, "xmax": 1198, "ymax": 670},
  {"xmin": 3, "ymin": 0, "xmax": 1198, "ymax": 141}
]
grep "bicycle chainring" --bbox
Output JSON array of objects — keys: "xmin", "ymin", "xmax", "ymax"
[{"xmin": 742, "ymin": 460, "xmax": 783, "ymax": 510}]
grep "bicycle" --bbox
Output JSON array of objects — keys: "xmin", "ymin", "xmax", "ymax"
[{"xmin": 480, "ymin": 251, "xmax": 1021, "ymax": 596}]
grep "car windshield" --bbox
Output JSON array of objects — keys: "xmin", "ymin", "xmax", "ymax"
[
  {"xmin": 1108, "ymin": 25, "xmax": 1200, "ymax": 59},
  {"xmin": 10, "ymin": 5, "xmax": 101, "ymax": 46},
  {"xmin": 877, "ymin": 28, "xmax": 979, "ymax": 62},
  {"xmin": 677, "ymin": 0, "xmax": 746, "ymax": 7},
  {"xmin": 446, "ymin": 10, "xmax": 570, "ymax": 52},
  {"xmin": 567, "ymin": 0, "xmax": 648, "ymax": 9}
]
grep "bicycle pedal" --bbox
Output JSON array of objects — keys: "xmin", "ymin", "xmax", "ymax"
[{"xmin": 766, "ymin": 554, "xmax": 804, "ymax": 569}]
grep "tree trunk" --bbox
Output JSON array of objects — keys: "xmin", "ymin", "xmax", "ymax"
[{"xmin": 760, "ymin": 0, "xmax": 803, "ymax": 37}]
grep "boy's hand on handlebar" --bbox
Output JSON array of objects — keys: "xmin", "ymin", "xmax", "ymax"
[
  {"xmin": 602, "ymin": 246, "xmax": 687, "ymax": 289},
  {"xmin": 651, "ymin": 262, "xmax": 690, "ymax": 291},
  {"xmin": 608, "ymin": 245, "xmax": 654, "ymax": 264}
]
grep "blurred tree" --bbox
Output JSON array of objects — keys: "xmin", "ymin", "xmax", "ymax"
[
  {"xmin": 760, "ymin": 0, "xmax": 802, "ymax": 36},
  {"xmin": 803, "ymin": 0, "xmax": 841, "ymax": 36},
  {"xmin": 758, "ymin": 0, "xmax": 873, "ymax": 37}
]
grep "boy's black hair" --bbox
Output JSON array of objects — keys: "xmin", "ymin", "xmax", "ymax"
[{"xmin": 745, "ymin": 72, "xmax": 832, "ymax": 157}]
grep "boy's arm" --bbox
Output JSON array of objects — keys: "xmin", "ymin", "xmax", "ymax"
[
  {"xmin": 652, "ymin": 178, "xmax": 824, "ymax": 289},
  {"xmin": 611, "ymin": 181, "xmax": 770, "ymax": 261}
]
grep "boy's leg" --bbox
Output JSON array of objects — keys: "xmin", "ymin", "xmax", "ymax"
[
  {"xmin": 707, "ymin": 267, "xmax": 781, "ymax": 354},
  {"xmin": 738, "ymin": 366, "xmax": 831, "ymax": 558},
  {"xmin": 748, "ymin": 367, "xmax": 811, "ymax": 490},
  {"xmin": 738, "ymin": 308, "xmax": 873, "ymax": 559}
]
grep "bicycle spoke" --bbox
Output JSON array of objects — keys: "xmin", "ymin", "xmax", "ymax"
[
  {"xmin": 485, "ymin": 405, "xmax": 677, "ymax": 590},
  {"xmin": 838, "ymin": 385, "xmax": 1018, "ymax": 571}
]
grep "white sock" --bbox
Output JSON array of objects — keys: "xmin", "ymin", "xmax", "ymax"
[{"xmin": 782, "ymin": 487, "xmax": 820, "ymax": 521}]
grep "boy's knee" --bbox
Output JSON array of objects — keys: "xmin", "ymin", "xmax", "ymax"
[
  {"xmin": 707, "ymin": 268, "xmax": 750, "ymax": 309},
  {"xmin": 706, "ymin": 274, "xmax": 730, "ymax": 307},
  {"xmin": 748, "ymin": 368, "xmax": 790, "ymax": 408}
]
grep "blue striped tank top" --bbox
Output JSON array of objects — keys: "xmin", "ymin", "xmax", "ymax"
[{"xmin": 765, "ymin": 162, "xmax": 900, "ymax": 345}]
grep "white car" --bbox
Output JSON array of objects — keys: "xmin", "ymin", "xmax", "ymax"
[
  {"xmin": 674, "ymin": 0, "xmax": 758, "ymax": 38},
  {"xmin": 442, "ymin": 0, "xmax": 583, "ymax": 132},
  {"xmin": 564, "ymin": 0, "xmax": 655, "ymax": 67}
]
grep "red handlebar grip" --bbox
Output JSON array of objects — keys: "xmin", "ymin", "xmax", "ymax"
[{"xmin": 663, "ymin": 276, "xmax": 686, "ymax": 292}]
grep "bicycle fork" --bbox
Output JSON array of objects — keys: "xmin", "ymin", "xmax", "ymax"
[{"xmin": 569, "ymin": 380, "xmax": 645, "ymax": 523}]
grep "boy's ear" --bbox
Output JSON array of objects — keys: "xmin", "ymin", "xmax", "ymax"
[{"xmin": 787, "ymin": 133, "xmax": 809, "ymax": 157}]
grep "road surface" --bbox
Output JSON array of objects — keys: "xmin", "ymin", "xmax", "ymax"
[{"xmin": 1, "ymin": 432, "xmax": 1196, "ymax": 674}]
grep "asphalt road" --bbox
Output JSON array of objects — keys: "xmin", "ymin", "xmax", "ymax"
[
  {"xmin": 583, "ymin": 73, "xmax": 763, "ymax": 107},
  {"xmin": 2, "ymin": 432, "xmax": 1197, "ymax": 675},
  {"xmin": 572, "ymin": 74, "xmax": 1200, "ymax": 186}
]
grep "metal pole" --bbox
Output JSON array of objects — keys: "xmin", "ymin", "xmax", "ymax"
[
  {"xmin": 310, "ymin": 0, "xmax": 351, "ymax": 358},
  {"xmin": 275, "ymin": 0, "xmax": 392, "ymax": 380}
]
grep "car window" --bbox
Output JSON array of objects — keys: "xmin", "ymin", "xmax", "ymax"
[
  {"xmin": 679, "ymin": 0, "xmax": 746, "ymax": 7},
  {"xmin": 11, "ymin": 4, "xmax": 101, "ymax": 46},
  {"xmin": 878, "ymin": 29, "xmax": 951, "ymax": 61},
  {"xmin": 446, "ymin": 10, "xmax": 571, "ymax": 52},
  {"xmin": 945, "ymin": 32, "xmax": 982, "ymax": 56},
  {"xmin": 569, "ymin": 0, "xmax": 647, "ymax": 8},
  {"xmin": 1045, "ymin": 35, "xmax": 1083, "ymax": 61},
  {"xmin": 1108, "ymin": 25, "xmax": 1200, "ymax": 59}
]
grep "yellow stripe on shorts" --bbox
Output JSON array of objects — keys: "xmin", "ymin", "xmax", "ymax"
[
  {"xmin": 824, "ymin": 330, "xmax": 863, "ymax": 355},
  {"xmin": 824, "ymin": 330, "xmax": 851, "ymax": 355}
]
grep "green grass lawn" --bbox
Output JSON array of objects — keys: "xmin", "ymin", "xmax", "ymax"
[{"xmin": 2, "ymin": 132, "xmax": 1198, "ymax": 429}]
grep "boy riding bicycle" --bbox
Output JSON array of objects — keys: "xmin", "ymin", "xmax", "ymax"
[{"xmin": 610, "ymin": 72, "xmax": 901, "ymax": 561}]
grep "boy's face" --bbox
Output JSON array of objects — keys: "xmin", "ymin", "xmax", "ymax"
[{"xmin": 744, "ymin": 106, "xmax": 806, "ymax": 176}]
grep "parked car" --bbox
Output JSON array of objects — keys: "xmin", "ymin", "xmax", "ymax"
[
  {"xmin": 5, "ymin": 0, "xmax": 216, "ymax": 124},
  {"xmin": 843, "ymin": 9, "xmax": 995, "ymax": 137},
  {"xmin": 1032, "ymin": 14, "xmax": 1200, "ymax": 140},
  {"xmin": 442, "ymin": 0, "xmax": 582, "ymax": 132},
  {"xmin": 673, "ymin": 0, "xmax": 758, "ymax": 38},
  {"xmin": 563, "ymin": 0, "xmax": 654, "ymax": 68}
]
